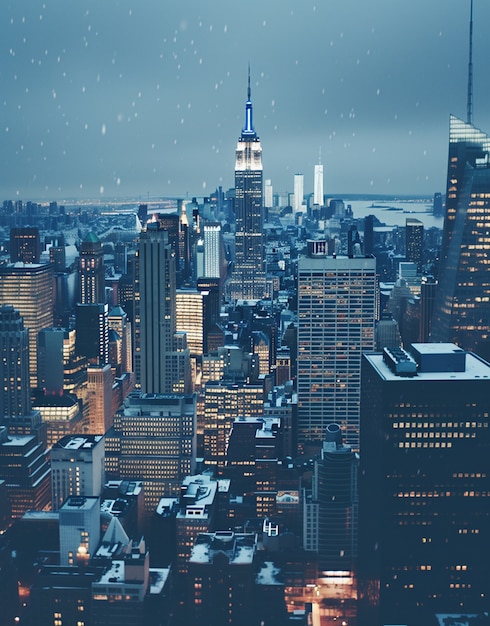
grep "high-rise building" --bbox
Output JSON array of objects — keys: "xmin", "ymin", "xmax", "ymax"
[
  {"xmin": 87, "ymin": 364, "xmax": 114, "ymax": 434},
  {"xmin": 175, "ymin": 289, "xmax": 205, "ymax": 359},
  {"xmin": 314, "ymin": 424, "xmax": 358, "ymax": 574},
  {"xmin": 359, "ymin": 344, "xmax": 490, "ymax": 623},
  {"xmin": 313, "ymin": 163, "xmax": 324, "ymax": 206},
  {"xmin": 108, "ymin": 305, "xmax": 132, "ymax": 375},
  {"xmin": 297, "ymin": 245, "xmax": 376, "ymax": 450},
  {"xmin": 0, "ymin": 426, "xmax": 51, "ymax": 519},
  {"xmin": 0, "ymin": 305, "xmax": 31, "ymax": 420},
  {"xmin": 105, "ymin": 392, "xmax": 196, "ymax": 513},
  {"xmin": 293, "ymin": 173, "xmax": 304, "ymax": 214},
  {"xmin": 229, "ymin": 71, "xmax": 266, "ymax": 302},
  {"xmin": 50, "ymin": 435, "xmax": 105, "ymax": 511},
  {"xmin": 405, "ymin": 217, "xmax": 424, "ymax": 274},
  {"xmin": 136, "ymin": 223, "xmax": 191, "ymax": 394},
  {"xmin": 203, "ymin": 381, "xmax": 264, "ymax": 469},
  {"xmin": 10, "ymin": 227, "xmax": 40, "ymax": 264},
  {"xmin": 0, "ymin": 262, "xmax": 54, "ymax": 386},
  {"xmin": 75, "ymin": 303, "xmax": 109, "ymax": 366},
  {"xmin": 79, "ymin": 232, "xmax": 105, "ymax": 305},
  {"xmin": 430, "ymin": 116, "xmax": 490, "ymax": 360},
  {"xmin": 264, "ymin": 178, "xmax": 273, "ymax": 209},
  {"xmin": 203, "ymin": 222, "xmax": 223, "ymax": 280},
  {"xmin": 37, "ymin": 326, "xmax": 65, "ymax": 395}
]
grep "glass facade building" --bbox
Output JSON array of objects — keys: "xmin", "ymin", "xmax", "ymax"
[{"xmin": 431, "ymin": 115, "xmax": 490, "ymax": 360}]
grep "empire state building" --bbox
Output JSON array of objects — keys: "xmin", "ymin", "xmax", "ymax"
[{"xmin": 228, "ymin": 73, "xmax": 267, "ymax": 302}]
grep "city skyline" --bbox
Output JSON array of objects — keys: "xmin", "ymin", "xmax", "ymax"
[{"xmin": 2, "ymin": 0, "xmax": 490, "ymax": 201}]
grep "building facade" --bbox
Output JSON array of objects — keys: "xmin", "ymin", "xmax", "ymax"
[
  {"xmin": 229, "ymin": 73, "xmax": 266, "ymax": 302},
  {"xmin": 431, "ymin": 116, "xmax": 490, "ymax": 361},
  {"xmin": 297, "ymin": 248, "xmax": 376, "ymax": 450},
  {"xmin": 359, "ymin": 344, "xmax": 490, "ymax": 623},
  {"xmin": 0, "ymin": 262, "xmax": 54, "ymax": 386}
]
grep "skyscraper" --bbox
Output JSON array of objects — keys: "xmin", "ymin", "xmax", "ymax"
[
  {"xmin": 297, "ymin": 244, "xmax": 376, "ymax": 450},
  {"xmin": 203, "ymin": 222, "xmax": 223, "ymax": 280},
  {"xmin": 79, "ymin": 232, "xmax": 105, "ymax": 305},
  {"xmin": 430, "ymin": 116, "xmax": 490, "ymax": 360},
  {"xmin": 313, "ymin": 162, "xmax": 324, "ymax": 206},
  {"xmin": 314, "ymin": 424, "xmax": 358, "ymax": 574},
  {"xmin": 359, "ymin": 344, "xmax": 490, "ymax": 623},
  {"xmin": 229, "ymin": 70, "xmax": 266, "ymax": 302},
  {"xmin": 405, "ymin": 217, "xmax": 424, "ymax": 274},
  {"xmin": 0, "ymin": 305, "xmax": 30, "ymax": 421},
  {"xmin": 293, "ymin": 173, "xmax": 304, "ymax": 214},
  {"xmin": 0, "ymin": 262, "xmax": 54, "ymax": 386},
  {"xmin": 136, "ymin": 222, "xmax": 190, "ymax": 394}
]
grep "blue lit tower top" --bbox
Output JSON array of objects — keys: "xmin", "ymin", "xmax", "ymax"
[{"xmin": 241, "ymin": 65, "xmax": 257, "ymax": 139}]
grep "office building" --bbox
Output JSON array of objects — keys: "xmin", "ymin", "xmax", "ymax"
[
  {"xmin": 405, "ymin": 217, "xmax": 424, "ymax": 274},
  {"xmin": 0, "ymin": 305, "xmax": 47, "ymax": 446},
  {"xmin": 0, "ymin": 426, "xmax": 51, "ymax": 519},
  {"xmin": 51, "ymin": 435, "xmax": 105, "ymax": 511},
  {"xmin": 108, "ymin": 305, "xmax": 133, "ymax": 375},
  {"xmin": 0, "ymin": 305, "xmax": 30, "ymax": 420},
  {"xmin": 10, "ymin": 227, "xmax": 40, "ymax": 264},
  {"xmin": 297, "ymin": 246, "xmax": 376, "ymax": 450},
  {"xmin": 0, "ymin": 262, "xmax": 54, "ymax": 386},
  {"xmin": 431, "ymin": 116, "xmax": 490, "ymax": 360},
  {"xmin": 59, "ymin": 495, "xmax": 101, "ymax": 566},
  {"xmin": 313, "ymin": 162, "xmax": 324, "ymax": 206},
  {"xmin": 187, "ymin": 531, "xmax": 260, "ymax": 625},
  {"xmin": 87, "ymin": 364, "xmax": 114, "ymax": 434},
  {"xmin": 75, "ymin": 303, "xmax": 109, "ymax": 366},
  {"xmin": 203, "ymin": 222, "xmax": 223, "ymax": 280},
  {"xmin": 105, "ymin": 392, "xmax": 196, "ymax": 513},
  {"xmin": 136, "ymin": 223, "xmax": 191, "ymax": 395},
  {"xmin": 229, "ymin": 71, "xmax": 267, "ymax": 301},
  {"xmin": 293, "ymin": 173, "xmax": 305, "ymax": 214},
  {"xmin": 359, "ymin": 344, "xmax": 490, "ymax": 623},
  {"xmin": 175, "ymin": 289, "xmax": 205, "ymax": 358},
  {"xmin": 264, "ymin": 178, "xmax": 273, "ymax": 209},
  {"xmin": 202, "ymin": 381, "xmax": 264, "ymax": 469},
  {"xmin": 79, "ymin": 232, "xmax": 105, "ymax": 305},
  {"xmin": 37, "ymin": 326, "xmax": 68, "ymax": 395},
  {"xmin": 314, "ymin": 424, "xmax": 358, "ymax": 573},
  {"xmin": 175, "ymin": 474, "xmax": 218, "ymax": 575},
  {"xmin": 31, "ymin": 393, "xmax": 84, "ymax": 449}
]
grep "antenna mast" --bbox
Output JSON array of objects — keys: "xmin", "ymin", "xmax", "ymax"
[{"xmin": 467, "ymin": 0, "xmax": 474, "ymax": 124}]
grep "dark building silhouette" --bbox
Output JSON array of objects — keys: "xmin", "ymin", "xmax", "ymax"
[
  {"xmin": 75, "ymin": 303, "xmax": 109, "ymax": 366},
  {"xmin": 79, "ymin": 232, "xmax": 105, "ymax": 305},
  {"xmin": 363, "ymin": 214, "xmax": 374, "ymax": 255},
  {"xmin": 315, "ymin": 424, "xmax": 358, "ymax": 574},
  {"xmin": 405, "ymin": 217, "xmax": 424, "ymax": 274},
  {"xmin": 359, "ymin": 344, "xmax": 490, "ymax": 624},
  {"xmin": 10, "ymin": 227, "xmax": 40, "ymax": 264}
]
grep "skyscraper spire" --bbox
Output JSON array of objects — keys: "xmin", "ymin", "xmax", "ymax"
[
  {"xmin": 247, "ymin": 62, "xmax": 251, "ymax": 101},
  {"xmin": 467, "ymin": 0, "xmax": 474, "ymax": 124},
  {"xmin": 242, "ymin": 65, "xmax": 256, "ymax": 138}
]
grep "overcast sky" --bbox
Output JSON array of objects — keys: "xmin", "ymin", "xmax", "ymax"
[{"xmin": 2, "ymin": 0, "xmax": 490, "ymax": 202}]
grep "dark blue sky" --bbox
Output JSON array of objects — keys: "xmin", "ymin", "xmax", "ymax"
[{"xmin": 2, "ymin": 0, "xmax": 489, "ymax": 201}]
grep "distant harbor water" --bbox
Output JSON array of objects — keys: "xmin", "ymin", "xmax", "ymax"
[{"xmin": 347, "ymin": 199, "xmax": 444, "ymax": 230}]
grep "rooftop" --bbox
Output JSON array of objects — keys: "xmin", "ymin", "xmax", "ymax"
[
  {"xmin": 54, "ymin": 434, "xmax": 103, "ymax": 450},
  {"xmin": 365, "ymin": 345, "xmax": 490, "ymax": 382},
  {"xmin": 189, "ymin": 531, "xmax": 257, "ymax": 565}
]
